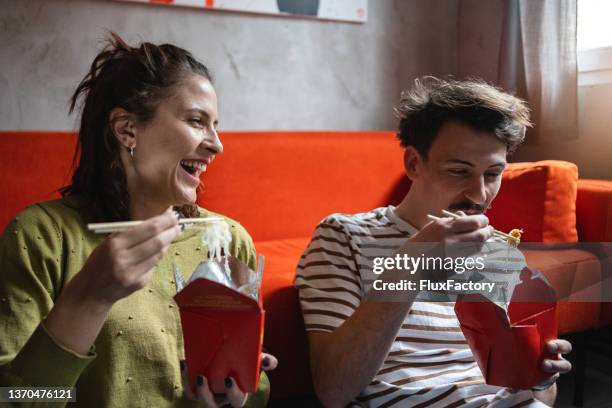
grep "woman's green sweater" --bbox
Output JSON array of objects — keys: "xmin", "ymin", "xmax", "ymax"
[{"xmin": 0, "ymin": 198, "xmax": 269, "ymax": 407}]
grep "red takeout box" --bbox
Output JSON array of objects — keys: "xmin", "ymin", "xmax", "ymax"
[
  {"xmin": 173, "ymin": 257, "xmax": 265, "ymax": 394},
  {"xmin": 454, "ymin": 268, "xmax": 558, "ymax": 390}
]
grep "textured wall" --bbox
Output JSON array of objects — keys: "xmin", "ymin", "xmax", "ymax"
[{"xmin": 0, "ymin": 0, "xmax": 458, "ymax": 131}]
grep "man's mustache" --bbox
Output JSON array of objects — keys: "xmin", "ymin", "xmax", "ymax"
[{"xmin": 448, "ymin": 202, "xmax": 487, "ymax": 213}]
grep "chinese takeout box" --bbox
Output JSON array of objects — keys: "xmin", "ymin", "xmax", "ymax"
[
  {"xmin": 454, "ymin": 267, "xmax": 558, "ymax": 389},
  {"xmin": 174, "ymin": 256, "xmax": 265, "ymax": 394}
]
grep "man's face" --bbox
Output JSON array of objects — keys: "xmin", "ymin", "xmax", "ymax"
[{"xmin": 412, "ymin": 120, "xmax": 507, "ymax": 215}]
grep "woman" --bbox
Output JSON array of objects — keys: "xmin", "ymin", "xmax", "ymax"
[{"xmin": 0, "ymin": 33, "xmax": 276, "ymax": 407}]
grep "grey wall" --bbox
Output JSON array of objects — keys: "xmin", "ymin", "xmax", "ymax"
[{"xmin": 0, "ymin": 0, "xmax": 458, "ymax": 131}]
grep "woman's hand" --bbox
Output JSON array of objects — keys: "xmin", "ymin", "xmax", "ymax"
[
  {"xmin": 181, "ymin": 353, "xmax": 278, "ymax": 407},
  {"xmin": 72, "ymin": 208, "xmax": 181, "ymax": 305},
  {"xmin": 44, "ymin": 208, "xmax": 181, "ymax": 355}
]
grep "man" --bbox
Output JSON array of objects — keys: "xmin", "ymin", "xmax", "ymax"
[{"xmin": 295, "ymin": 78, "xmax": 572, "ymax": 407}]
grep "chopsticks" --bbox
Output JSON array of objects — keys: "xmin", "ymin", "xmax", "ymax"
[
  {"xmin": 87, "ymin": 217, "xmax": 225, "ymax": 234},
  {"xmin": 427, "ymin": 210, "xmax": 518, "ymax": 244}
]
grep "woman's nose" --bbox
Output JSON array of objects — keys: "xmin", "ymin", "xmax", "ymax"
[{"xmin": 202, "ymin": 128, "xmax": 223, "ymax": 155}]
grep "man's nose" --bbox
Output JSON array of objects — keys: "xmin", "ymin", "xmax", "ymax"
[
  {"xmin": 202, "ymin": 128, "xmax": 223, "ymax": 155},
  {"xmin": 464, "ymin": 176, "xmax": 487, "ymax": 204}
]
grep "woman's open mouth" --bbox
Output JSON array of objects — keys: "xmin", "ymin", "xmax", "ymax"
[{"xmin": 180, "ymin": 159, "xmax": 207, "ymax": 181}]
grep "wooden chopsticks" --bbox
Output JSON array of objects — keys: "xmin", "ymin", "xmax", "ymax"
[
  {"xmin": 87, "ymin": 217, "xmax": 225, "ymax": 234},
  {"xmin": 427, "ymin": 210, "xmax": 519, "ymax": 244}
]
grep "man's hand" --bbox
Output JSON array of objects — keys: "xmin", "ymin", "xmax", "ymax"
[
  {"xmin": 395, "ymin": 212, "xmax": 494, "ymax": 283},
  {"xmin": 541, "ymin": 339, "xmax": 572, "ymax": 379},
  {"xmin": 408, "ymin": 213, "xmax": 494, "ymax": 246},
  {"xmin": 531, "ymin": 339, "xmax": 572, "ymax": 406},
  {"xmin": 404, "ymin": 212, "xmax": 494, "ymax": 262}
]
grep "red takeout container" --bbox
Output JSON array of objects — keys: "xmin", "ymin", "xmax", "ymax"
[
  {"xmin": 454, "ymin": 267, "xmax": 558, "ymax": 390},
  {"xmin": 174, "ymin": 258, "xmax": 265, "ymax": 394}
]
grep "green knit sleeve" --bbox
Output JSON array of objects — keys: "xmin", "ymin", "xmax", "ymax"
[
  {"xmin": 0, "ymin": 204, "xmax": 95, "ymax": 393},
  {"xmin": 245, "ymin": 371, "xmax": 270, "ymax": 407}
]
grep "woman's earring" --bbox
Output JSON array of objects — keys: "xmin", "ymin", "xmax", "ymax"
[{"xmin": 128, "ymin": 146, "xmax": 134, "ymax": 157}]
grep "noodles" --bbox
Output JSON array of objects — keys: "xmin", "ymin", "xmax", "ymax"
[
  {"xmin": 509, "ymin": 229, "xmax": 523, "ymax": 240},
  {"xmin": 182, "ymin": 219, "xmax": 262, "ymax": 294},
  {"xmin": 200, "ymin": 220, "xmax": 233, "ymax": 276},
  {"xmin": 507, "ymin": 229, "xmax": 523, "ymax": 246}
]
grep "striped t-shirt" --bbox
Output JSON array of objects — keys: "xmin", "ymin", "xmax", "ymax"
[{"xmin": 295, "ymin": 206, "xmax": 547, "ymax": 408}]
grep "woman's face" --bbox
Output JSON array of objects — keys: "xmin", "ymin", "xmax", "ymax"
[{"xmin": 129, "ymin": 74, "xmax": 222, "ymax": 210}]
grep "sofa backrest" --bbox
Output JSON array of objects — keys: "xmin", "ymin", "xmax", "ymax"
[
  {"xmin": 0, "ymin": 132, "xmax": 76, "ymax": 230},
  {"xmin": 0, "ymin": 131, "xmax": 410, "ymax": 239},
  {"xmin": 200, "ymin": 131, "xmax": 409, "ymax": 241}
]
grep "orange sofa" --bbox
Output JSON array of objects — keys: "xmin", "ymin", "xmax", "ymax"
[{"xmin": 1, "ymin": 131, "xmax": 612, "ymax": 400}]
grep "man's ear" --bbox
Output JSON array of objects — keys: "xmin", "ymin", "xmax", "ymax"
[
  {"xmin": 403, "ymin": 147, "xmax": 423, "ymax": 181},
  {"xmin": 109, "ymin": 107, "xmax": 137, "ymax": 149}
]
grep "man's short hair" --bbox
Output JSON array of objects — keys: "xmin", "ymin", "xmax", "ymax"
[{"xmin": 394, "ymin": 77, "xmax": 532, "ymax": 157}]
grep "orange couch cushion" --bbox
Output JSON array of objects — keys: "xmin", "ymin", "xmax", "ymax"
[
  {"xmin": 576, "ymin": 179, "xmax": 612, "ymax": 242},
  {"xmin": 257, "ymin": 237, "xmax": 313, "ymax": 398},
  {"xmin": 576, "ymin": 180, "xmax": 612, "ymax": 326},
  {"xmin": 488, "ymin": 160, "xmax": 579, "ymax": 242}
]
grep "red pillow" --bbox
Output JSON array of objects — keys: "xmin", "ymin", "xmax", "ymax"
[{"xmin": 487, "ymin": 160, "xmax": 578, "ymax": 242}]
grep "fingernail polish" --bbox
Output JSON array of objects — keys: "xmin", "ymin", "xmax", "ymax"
[
  {"xmin": 225, "ymin": 377, "xmax": 232, "ymax": 388},
  {"xmin": 262, "ymin": 356, "xmax": 270, "ymax": 367},
  {"xmin": 180, "ymin": 360, "xmax": 185, "ymax": 372},
  {"xmin": 197, "ymin": 375, "xmax": 204, "ymax": 387}
]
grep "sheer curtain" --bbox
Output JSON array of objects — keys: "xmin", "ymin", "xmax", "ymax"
[{"xmin": 461, "ymin": 0, "xmax": 579, "ymax": 144}]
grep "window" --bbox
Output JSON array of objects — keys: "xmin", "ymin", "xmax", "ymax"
[{"xmin": 578, "ymin": 0, "xmax": 612, "ymax": 85}]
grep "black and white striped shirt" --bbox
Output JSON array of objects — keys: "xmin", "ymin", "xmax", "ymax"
[{"xmin": 295, "ymin": 206, "xmax": 545, "ymax": 408}]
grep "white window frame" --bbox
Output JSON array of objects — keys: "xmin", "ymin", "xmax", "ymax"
[{"xmin": 578, "ymin": 46, "xmax": 612, "ymax": 86}]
